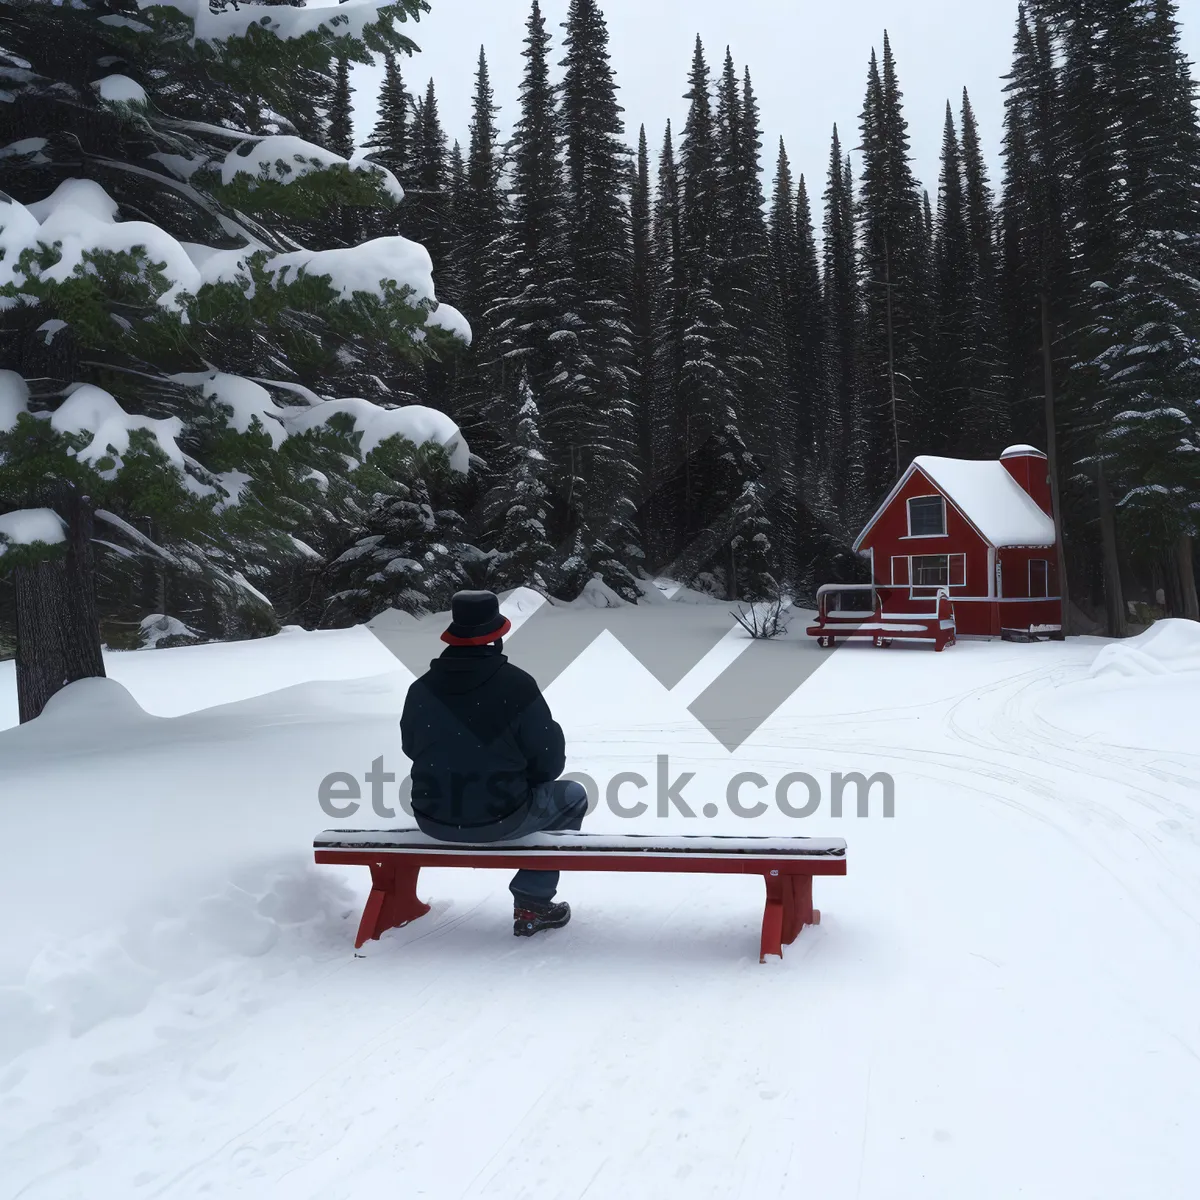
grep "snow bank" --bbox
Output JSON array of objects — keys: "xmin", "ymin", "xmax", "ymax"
[
  {"xmin": 221, "ymin": 136, "xmax": 403, "ymax": 203},
  {"xmin": 0, "ymin": 624, "xmax": 397, "ymax": 730},
  {"xmin": 1, "ymin": 613, "xmax": 1200, "ymax": 1197},
  {"xmin": 0, "ymin": 506, "xmax": 65, "ymax": 553},
  {"xmin": 0, "ymin": 369, "xmax": 29, "ymax": 431},
  {"xmin": 574, "ymin": 576, "xmax": 631, "ymax": 608},
  {"xmin": 1090, "ymin": 618, "xmax": 1200, "ymax": 678}
]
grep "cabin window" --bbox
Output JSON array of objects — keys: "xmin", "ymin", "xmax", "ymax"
[
  {"xmin": 908, "ymin": 495, "xmax": 946, "ymax": 537},
  {"xmin": 912, "ymin": 555, "xmax": 950, "ymax": 588},
  {"xmin": 1030, "ymin": 559, "xmax": 1049, "ymax": 598},
  {"xmin": 826, "ymin": 588, "xmax": 876, "ymax": 615}
]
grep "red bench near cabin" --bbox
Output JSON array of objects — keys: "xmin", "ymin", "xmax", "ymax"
[
  {"xmin": 314, "ymin": 830, "xmax": 848, "ymax": 963},
  {"xmin": 806, "ymin": 583, "xmax": 957, "ymax": 651}
]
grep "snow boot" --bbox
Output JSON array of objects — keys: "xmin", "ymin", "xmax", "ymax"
[{"xmin": 513, "ymin": 897, "xmax": 571, "ymax": 937}]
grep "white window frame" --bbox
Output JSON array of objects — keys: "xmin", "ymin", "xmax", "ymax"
[
  {"xmin": 905, "ymin": 494, "xmax": 948, "ymax": 539},
  {"xmin": 910, "ymin": 553, "xmax": 951, "ymax": 596},
  {"xmin": 949, "ymin": 552, "xmax": 967, "ymax": 588}
]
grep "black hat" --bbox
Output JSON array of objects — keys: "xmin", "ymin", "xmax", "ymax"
[{"xmin": 441, "ymin": 590, "xmax": 512, "ymax": 646}]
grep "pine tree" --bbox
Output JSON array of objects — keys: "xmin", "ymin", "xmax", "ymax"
[
  {"xmin": 444, "ymin": 49, "xmax": 505, "ymax": 458},
  {"xmin": 460, "ymin": 48, "xmax": 504, "ymax": 335},
  {"xmin": 769, "ymin": 139, "xmax": 802, "ymax": 448},
  {"xmin": 929, "ymin": 102, "xmax": 973, "ymax": 454},
  {"xmin": 483, "ymin": 372, "xmax": 556, "ymax": 592},
  {"xmin": 769, "ymin": 143, "xmax": 822, "ymax": 586},
  {"xmin": 821, "ymin": 127, "xmax": 863, "ymax": 528},
  {"xmin": 794, "ymin": 174, "xmax": 825, "ymax": 464},
  {"xmin": 1086, "ymin": 0, "xmax": 1200, "ymax": 619},
  {"xmin": 363, "ymin": 54, "xmax": 412, "ymax": 190},
  {"xmin": 959, "ymin": 87, "xmax": 1005, "ymax": 451},
  {"xmin": 649, "ymin": 121, "xmax": 685, "ymax": 565},
  {"xmin": 558, "ymin": 0, "xmax": 642, "ymax": 598},
  {"xmin": 327, "ymin": 55, "xmax": 355, "ymax": 160},
  {"xmin": 857, "ymin": 35, "xmax": 932, "ymax": 481},
  {"xmin": 321, "ymin": 445, "xmax": 470, "ymax": 623},
  {"xmin": 490, "ymin": 5, "xmax": 570, "ymax": 404},
  {"xmin": 630, "ymin": 125, "xmax": 657, "ymax": 553},
  {"xmin": 0, "ymin": 0, "xmax": 466, "ymax": 719},
  {"xmin": 671, "ymin": 41, "xmax": 738, "ymax": 585},
  {"xmin": 407, "ymin": 79, "xmax": 450, "ymax": 269}
]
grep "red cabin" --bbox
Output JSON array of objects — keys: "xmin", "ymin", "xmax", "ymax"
[{"xmin": 850, "ymin": 446, "xmax": 1063, "ymax": 638}]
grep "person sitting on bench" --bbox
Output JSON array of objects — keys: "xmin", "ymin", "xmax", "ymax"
[{"xmin": 400, "ymin": 590, "xmax": 588, "ymax": 937}]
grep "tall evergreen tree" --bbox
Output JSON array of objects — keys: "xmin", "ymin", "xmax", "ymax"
[
  {"xmin": 483, "ymin": 372, "xmax": 556, "ymax": 592},
  {"xmin": 649, "ymin": 121, "xmax": 685, "ymax": 565},
  {"xmin": 486, "ymin": 2, "xmax": 568, "ymax": 411},
  {"xmin": 407, "ymin": 79, "xmax": 450, "ymax": 269},
  {"xmin": 327, "ymin": 55, "xmax": 355, "ymax": 160},
  {"xmin": 857, "ymin": 36, "xmax": 932, "ymax": 482},
  {"xmin": 1085, "ymin": 0, "xmax": 1200, "ymax": 619},
  {"xmin": 558, "ymin": 0, "xmax": 642, "ymax": 597},
  {"xmin": 460, "ymin": 48, "xmax": 504, "ymax": 334},
  {"xmin": 959, "ymin": 87, "xmax": 1005, "ymax": 451},
  {"xmin": 363, "ymin": 54, "xmax": 412, "ymax": 188},
  {"xmin": 769, "ymin": 139, "xmax": 802, "ymax": 432},
  {"xmin": 669, "ymin": 38, "xmax": 756, "ymax": 594},
  {"xmin": 447, "ymin": 49, "xmax": 505, "ymax": 455},
  {"xmin": 480, "ymin": 0, "xmax": 577, "ymax": 577},
  {"xmin": 630, "ymin": 125, "xmax": 657, "ymax": 552},
  {"xmin": 0, "ymin": 0, "xmax": 464, "ymax": 718},
  {"xmin": 929, "ymin": 102, "xmax": 973, "ymax": 454},
  {"xmin": 793, "ymin": 174, "xmax": 825, "ymax": 463},
  {"xmin": 821, "ymin": 127, "xmax": 864, "ymax": 529},
  {"xmin": 769, "ymin": 143, "xmax": 822, "ymax": 584}
]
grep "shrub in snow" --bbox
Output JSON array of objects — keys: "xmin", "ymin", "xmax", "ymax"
[{"xmin": 138, "ymin": 613, "xmax": 200, "ymax": 649}]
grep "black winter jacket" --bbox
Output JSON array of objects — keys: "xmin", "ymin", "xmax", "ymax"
[{"xmin": 400, "ymin": 643, "xmax": 566, "ymax": 829}]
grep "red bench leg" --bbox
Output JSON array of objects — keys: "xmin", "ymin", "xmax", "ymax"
[
  {"xmin": 762, "ymin": 873, "xmax": 822, "ymax": 962},
  {"xmin": 761, "ymin": 873, "xmax": 784, "ymax": 962},
  {"xmin": 354, "ymin": 861, "xmax": 431, "ymax": 949}
]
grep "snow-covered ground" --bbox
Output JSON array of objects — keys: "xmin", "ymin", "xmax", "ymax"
[{"xmin": 1, "ymin": 606, "xmax": 1199, "ymax": 1199}]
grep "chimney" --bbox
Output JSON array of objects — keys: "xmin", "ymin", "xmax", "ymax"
[{"xmin": 1000, "ymin": 445, "xmax": 1052, "ymax": 517}]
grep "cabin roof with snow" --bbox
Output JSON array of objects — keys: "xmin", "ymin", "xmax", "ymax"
[{"xmin": 853, "ymin": 449, "xmax": 1057, "ymax": 551}]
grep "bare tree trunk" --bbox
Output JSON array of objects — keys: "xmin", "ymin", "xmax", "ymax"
[
  {"xmin": 1040, "ymin": 292, "xmax": 1071, "ymax": 638},
  {"xmin": 1095, "ymin": 463, "xmax": 1127, "ymax": 639},
  {"xmin": 1176, "ymin": 533, "xmax": 1199, "ymax": 621},
  {"xmin": 13, "ymin": 488, "xmax": 106, "ymax": 723}
]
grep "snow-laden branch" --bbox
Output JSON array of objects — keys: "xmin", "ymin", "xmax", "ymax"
[{"xmin": 133, "ymin": 0, "xmax": 401, "ymax": 47}]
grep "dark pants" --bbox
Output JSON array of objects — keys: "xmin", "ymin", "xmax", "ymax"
[{"xmin": 413, "ymin": 778, "xmax": 589, "ymax": 904}]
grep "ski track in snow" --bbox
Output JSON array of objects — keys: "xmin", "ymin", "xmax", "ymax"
[{"xmin": 0, "ymin": 627, "xmax": 1198, "ymax": 1198}]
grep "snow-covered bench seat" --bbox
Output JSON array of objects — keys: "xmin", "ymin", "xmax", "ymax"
[{"xmin": 314, "ymin": 829, "xmax": 849, "ymax": 962}]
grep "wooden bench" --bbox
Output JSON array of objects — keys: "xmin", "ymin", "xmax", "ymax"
[
  {"xmin": 807, "ymin": 583, "xmax": 957, "ymax": 651},
  {"xmin": 314, "ymin": 830, "xmax": 848, "ymax": 962}
]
